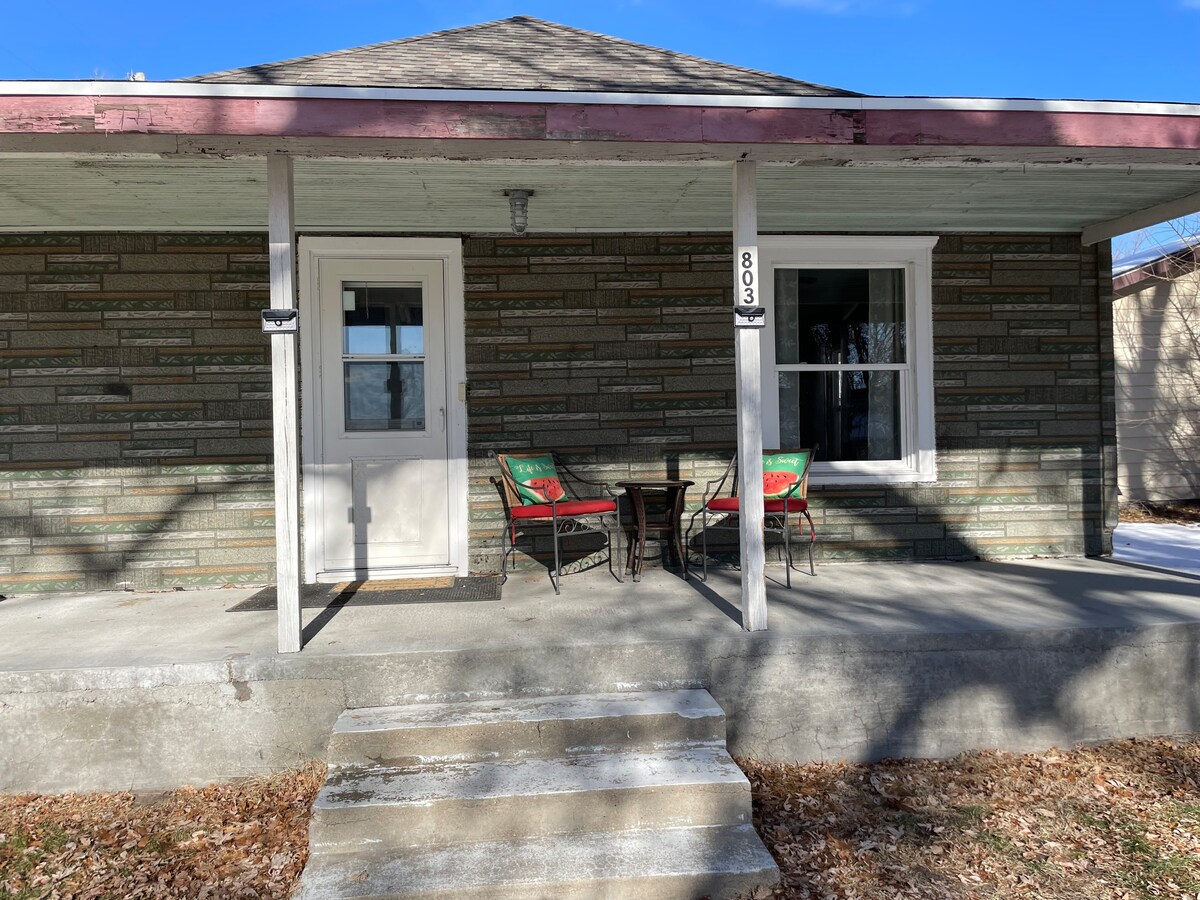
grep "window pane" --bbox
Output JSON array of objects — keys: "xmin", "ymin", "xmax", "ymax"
[
  {"xmin": 775, "ymin": 268, "xmax": 905, "ymax": 365},
  {"xmin": 779, "ymin": 370, "xmax": 900, "ymax": 461},
  {"xmin": 342, "ymin": 283, "xmax": 424, "ymax": 356},
  {"xmin": 344, "ymin": 362, "xmax": 425, "ymax": 431}
]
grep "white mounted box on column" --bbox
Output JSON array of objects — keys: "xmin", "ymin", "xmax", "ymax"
[{"xmin": 261, "ymin": 308, "xmax": 299, "ymax": 334}]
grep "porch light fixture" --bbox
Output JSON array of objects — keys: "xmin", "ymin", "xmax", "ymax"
[{"xmin": 504, "ymin": 189, "xmax": 533, "ymax": 234}]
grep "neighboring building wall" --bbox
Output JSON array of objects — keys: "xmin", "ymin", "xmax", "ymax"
[
  {"xmin": 465, "ymin": 233, "xmax": 1116, "ymax": 572},
  {"xmin": 0, "ymin": 234, "xmax": 274, "ymax": 593},
  {"xmin": 0, "ymin": 231, "xmax": 1115, "ymax": 593},
  {"xmin": 1113, "ymin": 263, "xmax": 1200, "ymax": 502}
]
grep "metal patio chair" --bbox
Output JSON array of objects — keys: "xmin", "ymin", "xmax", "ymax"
[
  {"xmin": 491, "ymin": 451, "xmax": 623, "ymax": 595},
  {"xmin": 688, "ymin": 448, "xmax": 817, "ymax": 588}
]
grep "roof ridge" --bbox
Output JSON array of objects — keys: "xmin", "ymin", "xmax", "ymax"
[
  {"xmin": 180, "ymin": 17, "xmax": 521, "ymax": 82},
  {"xmin": 504, "ymin": 17, "xmax": 858, "ymax": 96},
  {"xmin": 182, "ymin": 15, "xmax": 858, "ymax": 96}
]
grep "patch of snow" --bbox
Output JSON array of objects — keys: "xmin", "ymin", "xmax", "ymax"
[{"xmin": 1112, "ymin": 523, "xmax": 1200, "ymax": 576}]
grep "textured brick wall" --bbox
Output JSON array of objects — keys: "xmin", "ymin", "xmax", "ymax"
[
  {"xmin": 466, "ymin": 233, "xmax": 1117, "ymax": 572},
  {"xmin": 0, "ymin": 233, "xmax": 274, "ymax": 593},
  {"xmin": 0, "ymin": 231, "xmax": 1116, "ymax": 592}
]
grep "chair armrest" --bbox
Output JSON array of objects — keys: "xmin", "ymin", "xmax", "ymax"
[
  {"xmin": 555, "ymin": 459, "xmax": 618, "ymax": 499},
  {"xmin": 700, "ymin": 455, "xmax": 737, "ymax": 504}
]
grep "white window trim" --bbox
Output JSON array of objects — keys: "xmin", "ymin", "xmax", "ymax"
[{"xmin": 760, "ymin": 235, "xmax": 938, "ymax": 485}]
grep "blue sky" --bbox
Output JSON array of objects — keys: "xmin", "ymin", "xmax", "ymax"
[
  {"xmin": 1, "ymin": 0, "xmax": 1196, "ymax": 255},
  {"xmin": 2, "ymin": 0, "xmax": 1199, "ymax": 102}
]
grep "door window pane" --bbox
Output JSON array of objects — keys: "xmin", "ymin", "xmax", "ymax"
[
  {"xmin": 775, "ymin": 268, "xmax": 905, "ymax": 366},
  {"xmin": 779, "ymin": 370, "xmax": 900, "ymax": 461},
  {"xmin": 342, "ymin": 284, "xmax": 424, "ymax": 356},
  {"xmin": 344, "ymin": 362, "xmax": 425, "ymax": 431}
]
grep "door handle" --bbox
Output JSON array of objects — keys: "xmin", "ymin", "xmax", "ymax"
[{"xmin": 440, "ymin": 406, "xmax": 446, "ymax": 432}]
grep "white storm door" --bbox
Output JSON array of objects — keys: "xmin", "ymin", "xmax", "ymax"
[{"xmin": 316, "ymin": 257, "xmax": 450, "ymax": 574}]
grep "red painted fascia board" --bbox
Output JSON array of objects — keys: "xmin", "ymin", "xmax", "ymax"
[{"xmin": 3, "ymin": 95, "xmax": 1200, "ymax": 149}]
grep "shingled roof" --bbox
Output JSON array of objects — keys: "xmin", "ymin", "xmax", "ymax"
[{"xmin": 182, "ymin": 16, "xmax": 859, "ymax": 97}]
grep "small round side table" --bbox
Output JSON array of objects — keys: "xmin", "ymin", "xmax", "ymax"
[{"xmin": 616, "ymin": 480, "xmax": 694, "ymax": 582}]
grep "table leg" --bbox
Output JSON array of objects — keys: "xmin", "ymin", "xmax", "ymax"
[
  {"xmin": 671, "ymin": 485, "xmax": 689, "ymax": 577},
  {"xmin": 633, "ymin": 488, "xmax": 646, "ymax": 582}
]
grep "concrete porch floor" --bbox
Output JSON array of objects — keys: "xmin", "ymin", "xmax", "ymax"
[
  {"xmin": 1, "ymin": 557, "xmax": 1199, "ymax": 674},
  {"xmin": 4, "ymin": 557, "xmax": 1200, "ymax": 793}
]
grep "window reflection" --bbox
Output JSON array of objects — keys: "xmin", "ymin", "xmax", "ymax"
[
  {"xmin": 775, "ymin": 268, "xmax": 906, "ymax": 463},
  {"xmin": 341, "ymin": 282, "xmax": 426, "ymax": 432},
  {"xmin": 344, "ymin": 362, "xmax": 425, "ymax": 431},
  {"xmin": 342, "ymin": 284, "xmax": 424, "ymax": 356},
  {"xmin": 775, "ymin": 269, "xmax": 905, "ymax": 366},
  {"xmin": 779, "ymin": 370, "xmax": 900, "ymax": 461}
]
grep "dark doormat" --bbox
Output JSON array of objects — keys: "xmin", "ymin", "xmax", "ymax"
[{"xmin": 226, "ymin": 576, "xmax": 502, "ymax": 612}]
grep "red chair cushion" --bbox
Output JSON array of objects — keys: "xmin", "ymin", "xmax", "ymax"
[
  {"xmin": 511, "ymin": 499, "xmax": 617, "ymax": 519},
  {"xmin": 706, "ymin": 496, "xmax": 807, "ymax": 514}
]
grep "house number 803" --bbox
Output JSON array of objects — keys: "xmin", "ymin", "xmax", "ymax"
[{"xmin": 740, "ymin": 251, "xmax": 756, "ymax": 305}]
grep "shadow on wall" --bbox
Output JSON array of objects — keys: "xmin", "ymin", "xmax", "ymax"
[
  {"xmin": 1114, "ymin": 261, "xmax": 1200, "ymax": 503},
  {"xmin": 5, "ymin": 461, "xmax": 276, "ymax": 594},
  {"xmin": 481, "ymin": 432, "xmax": 1114, "ymax": 582}
]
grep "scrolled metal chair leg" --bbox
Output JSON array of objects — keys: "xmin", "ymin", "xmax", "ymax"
[
  {"xmin": 783, "ymin": 514, "xmax": 792, "ymax": 589},
  {"xmin": 551, "ymin": 510, "xmax": 561, "ymax": 596},
  {"xmin": 501, "ymin": 521, "xmax": 511, "ymax": 584},
  {"xmin": 805, "ymin": 509, "xmax": 817, "ymax": 576}
]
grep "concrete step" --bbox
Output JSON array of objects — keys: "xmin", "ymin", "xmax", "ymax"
[
  {"xmin": 310, "ymin": 745, "xmax": 750, "ymax": 850},
  {"xmin": 297, "ymin": 823, "xmax": 779, "ymax": 900},
  {"xmin": 326, "ymin": 689, "xmax": 725, "ymax": 766}
]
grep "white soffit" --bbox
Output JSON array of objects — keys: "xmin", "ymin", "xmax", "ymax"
[{"xmin": 1, "ymin": 158, "xmax": 1200, "ymax": 233}]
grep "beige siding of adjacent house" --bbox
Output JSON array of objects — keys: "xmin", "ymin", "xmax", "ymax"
[{"xmin": 1114, "ymin": 264, "xmax": 1200, "ymax": 502}]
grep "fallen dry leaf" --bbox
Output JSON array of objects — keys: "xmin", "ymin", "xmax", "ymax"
[
  {"xmin": 0, "ymin": 762, "xmax": 324, "ymax": 899},
  {"xmin": 737, "ymin": 735, "xmax": 1200, "ymax": 899}
]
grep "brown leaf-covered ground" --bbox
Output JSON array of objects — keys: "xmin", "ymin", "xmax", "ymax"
[
  {"xmin": 6, "ymin": 740, "xmax": 1200, "ymax": 899},
  {"xmin": 0, "ymin": 762, "xmax": 324, "ymax": 899},
  {"xmin": 739, "ymin": 736, "xmax": 1200, "ymax": 899},
  {"xmin": 1120, "ymin": 500, "xmax": 1200, "ymax": 525}
]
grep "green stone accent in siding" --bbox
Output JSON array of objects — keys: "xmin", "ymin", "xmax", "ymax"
[
  {"xmin": 493, "ymin": 240, "xmax": 593, "ymax": 257},
  {"xmin": 0, "ymin": 354, "xmax": 82, "ymax": 367},
  {"xmin": 156, "ymin": 351, "xmax": 265, "ymax": 365},
  {"xmin": 157, "ymin": 234, "xmax": 265, "ymax": 248},
  {"xmin": 467, "ymin": 296, "xmax": 562, "ymax": 310},
  {"xmin": 0, "ymin": 234, "xmax": 81, "ymax": 249},
  {"xmin": 0, "ymin": 575, "xmax": 88, "ymax": 593},
  {"xmin": 96, "ymin": 409, "xmax": 204, "ymax": 422},
  {"xmin": 629, "ymin": 292, "xmax": 725, "ymax": 307},
  {"xmin": 68, "ymin": 298, "xmax": 175, "ymax": 311},
  {"xmin": 631, "ymin": 396, "xmax": 726, "ymax": 411},
  {"xmin": 61, "ymin": 517, "xmax": 180, "ymax": 534}
]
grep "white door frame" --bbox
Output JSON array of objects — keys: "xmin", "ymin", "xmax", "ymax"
[{"xmin": 298, "ymin": 236, "xmax": 468, "ymax": 582}]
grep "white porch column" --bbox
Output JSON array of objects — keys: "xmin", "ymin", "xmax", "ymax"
[
  {"xmin": 732, "ymin": 160, "xmax": 768, "ymax": 632},
  {"xmin": 268, "ymin": 154, "xmax": 302, "ymax": 653}
]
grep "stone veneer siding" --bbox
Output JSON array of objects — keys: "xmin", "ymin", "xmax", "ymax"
[
  {"xmin": 0, "ymin": 234, "xmax": 274, "ymax": 593},
  {"xmin": 465, "ymin": 233, "xmax": 1117, "ymax": 573},
  {"xmin": 0, "ymin": 232, "xmax": 1116, "ymax": 593}
]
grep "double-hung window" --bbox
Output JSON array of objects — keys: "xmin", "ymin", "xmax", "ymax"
[{"xmin": 760, "ymin": 236, "xmax": 937, "ymax": 483}]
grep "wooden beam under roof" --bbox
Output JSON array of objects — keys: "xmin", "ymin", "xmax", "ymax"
[
  {"xmin": 1082, "ymin": 189, "xmax": 1200, "ymax": 245},
  {"xmin": 3, "ymin": 93, "xmax": 1200, "ymax": 154}
]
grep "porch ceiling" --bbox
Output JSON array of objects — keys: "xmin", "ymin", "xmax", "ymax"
[{"xmin": 2, "ymin": 157, "xmax": 1200, "ymax": 234}]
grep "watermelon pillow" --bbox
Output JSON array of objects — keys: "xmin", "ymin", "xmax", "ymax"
[
  {"xmin": 507, "ymin": 454, "xmax": 569, "ymax": 505},
  {"xmin": 762, "ymin": 451, "xmax": 811, "ymax": 500}
]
